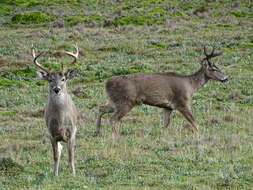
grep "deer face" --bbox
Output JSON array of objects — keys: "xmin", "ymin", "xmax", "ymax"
[
  {"xmin": 38, "ymin": 69, "xmax": 77, "ymax": 95},
  {"xmin": 201, "ymin": 46, "xmax": 228, "ymax": 83},
  {"xmin": 204, "ymin": 63, "xmax": 228, "ymax": 83},
  {"xmin": 32, "ymin": 44, "xmax": 79, "ymax": 95}
]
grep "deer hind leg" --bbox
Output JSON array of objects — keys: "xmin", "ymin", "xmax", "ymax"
[
  {"xmin": 163, "ymin": 108, "xmax": 173, "ymax": 128},
  {"xmin": 68, "ymin": 128, "xmax": 76, "ymax": 176},
  {"xmin": 177, "ymin": 106, "xmax": 199, "ymax": 132},
  {"xmin": 110, "ymin": 104, "xmax": 133, "ymax": 135},
  {"xmin": 93, "ymin": 104, "xmax": 115, "ymax": 136},
  {"xmin": 51, "ymin": 139, "xmax": 62, "ymax": 176}
]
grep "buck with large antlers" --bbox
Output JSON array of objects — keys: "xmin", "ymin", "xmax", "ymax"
[
  {"xmin": 33, "ymin": 45, "xmax": 79, "ymax": 176},
  {"xmin": 94, "ymin": 46, "xmax": 228, "ymax": 136}
]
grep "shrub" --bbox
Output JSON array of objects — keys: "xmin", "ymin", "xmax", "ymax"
[{"xmin": 11, "ymin": 11, "xmax": 51, "ymax": 24}]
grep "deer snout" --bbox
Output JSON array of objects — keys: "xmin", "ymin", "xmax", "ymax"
[
  {"xmin": 53, "ymin": 87, "xmax": 61, "ymax": 94},
  {"xmin": 221, "ymin": 76, "xmax": 228, "ymax": 83}
]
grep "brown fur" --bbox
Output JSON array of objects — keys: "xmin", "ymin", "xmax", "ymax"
[{"xmin": 94, "ymin": 50, "xmax": 228, "ymax": 136}]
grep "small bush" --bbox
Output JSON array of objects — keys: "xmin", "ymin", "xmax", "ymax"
[
  {"xmin": 11, "ymin": 11, "xmax": 51, "ymax": 24},
  {"xmin": 0, "ymin": 77, "xmax": 24, "ymax": 87},
  {"xmin": 0, "ymin": 111, "xmax": 17, "ymax": 117},
  {"xmin": 230, "ymin": 10, "xmax": 248, "ymax": 18},
  {"xmin": 0, "ymin": 157, "xmax": 24, "ymax": 176},
  {"xmin": 111, "ymin": 14, "xmax": 165, "ymax": 26}
]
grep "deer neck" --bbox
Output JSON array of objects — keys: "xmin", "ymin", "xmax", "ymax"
[
  {"xmin": 189, "ymin": 66, "xmax": 209, "ymax": 93},
  {"xmin": 48, "ymin": 88, "xmax": 69, "ymax": 110}
]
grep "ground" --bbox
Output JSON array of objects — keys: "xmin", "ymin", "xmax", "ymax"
[{"xmin": 0, "ymin": 0, "xmax": 252, "ymax": 189}]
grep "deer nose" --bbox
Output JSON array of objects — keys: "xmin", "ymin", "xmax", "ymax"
[
  {"xmin": 221, "ymin": 77, "xmax": 228, "ymax": 83},
  {"xmin": 53, "ymin": 87, "xmax": 61, "ymax": 94}
]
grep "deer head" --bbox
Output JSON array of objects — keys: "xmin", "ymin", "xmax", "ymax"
[
  {"xmin": 32, "ymin": 45, "xmax": 79, "ymax": 95},
  {"xmin": 201, "ymin": 46, "xmax": 228, "ymax": 83}
]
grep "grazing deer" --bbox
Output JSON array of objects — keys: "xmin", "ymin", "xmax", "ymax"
[
  {"xmin": 32, "ymin": 45, "xmax": 79, "ymax": 176},
  {"xmin": 94, "ymin": 46, "xmax": 228, "ymax": 136}
]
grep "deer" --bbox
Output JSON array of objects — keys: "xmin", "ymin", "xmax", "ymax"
[
  {"xmin": 32, "ymin": 45, "xmax": 79, "ymax": 176},
  {"xmin": 93, "ymin": 46, "xmax": 228, "ymax": 136}
]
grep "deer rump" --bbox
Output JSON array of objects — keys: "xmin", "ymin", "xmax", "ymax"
[{"xmin": 105, "ymin": 72, "xmax": 191, "ymax": 110}]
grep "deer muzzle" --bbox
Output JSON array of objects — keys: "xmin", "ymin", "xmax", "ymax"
[
  {"xmin": 221, "ymin": 76, "xmax": 228, "ymax": 83},
  {"xmin": 53, "ymin": 87, "xmax": 61, "ymax": 94}
]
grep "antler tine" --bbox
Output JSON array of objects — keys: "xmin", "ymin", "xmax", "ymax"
[
  {"xmin": 203, "ymin": 45, "xmax": 208, "ymax": 57},
  {"xmin": 59, "ymin": 44, "xmax": 79, "ymax": 73},
  {"xmin": 210, "ymin": 45, "xmax": 223, "ymax": 58},
  {"xmin": 64, "ymin": 44, "xmax": 79, "ymax": 65},
  {"xmin": 210, "ymin": 45, "xmax": 216, "ymax": 56},
  {"xmin": 32, "ymin": 47, "xmax": 50, "ymax": 73},
  {"xmin": 201, "ymin": 45, "xmax": 210, "ymax": 65},
  {"xmin": 203, "ymin": 45, "xmax": 222, "ymax": 61}
]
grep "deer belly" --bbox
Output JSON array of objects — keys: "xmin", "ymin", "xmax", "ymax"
[{"xmin": 142, "ymin": 96, "xmax": 174, "ymax": 108}]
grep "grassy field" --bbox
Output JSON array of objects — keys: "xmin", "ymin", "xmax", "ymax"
[{"xmin": 0, "ymin": 0, "xmax": 253, "ymax": 189}]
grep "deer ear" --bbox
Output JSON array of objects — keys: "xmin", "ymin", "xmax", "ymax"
[
  {"xmin": 37, "ymin": 70, "xmax": 49, "ymax": 80},
  {"xmin": 65, "ymin": 68, "xmax": 78, "ymax": 79}
]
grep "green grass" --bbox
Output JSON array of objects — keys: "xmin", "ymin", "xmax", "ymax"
[
  {"xmin": 0, "ymin": 0, "xmax": 253, "ymax": 189},
  {"xmin": 11, "ymin": 11, "xmax": 51, "ymax": 25}
]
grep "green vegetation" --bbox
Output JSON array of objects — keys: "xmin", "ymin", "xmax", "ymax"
[
  {"xmin": 11, "ymin": 11, "xmax": 51, "ymax": 25},
  {"xmin": 0, "ymin": 0, "xmax": 252, "ymax": 189},
  {"xmin": 65, "ymin": 15, "xmax": 103, "ymax": 26}
]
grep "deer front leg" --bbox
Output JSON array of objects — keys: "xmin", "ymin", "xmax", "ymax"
[
  {"xmin": 51, "ymin": 139, "xmax": 62, "ymax": 176},
  {"xmin": 163, "ymin": 108, "xmax": 173, "ymax": 128},
  {"xmin": 177, "ymin": 106, "xmax": 199, "ymax": 132},
  {"xmin": 68, "ymin": 128, "xmax": 76, "ymax": 176},
  {"xmin": 94, "ymin": 105, "xmax": 114, "ymax": 137},
  {"xmin": 109, "ymin": 104, "xmax": 133, "ymax": 135}
]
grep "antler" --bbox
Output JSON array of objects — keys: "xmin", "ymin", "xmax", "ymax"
[
  {"xmin": 32, "ymin": 44, "xmax": 79, "ymax": 74},
  {"xmin": 64, "ymin": 44, "xmax": 79, "ymax": 64},
  {"xmin": 202, "ymin": 46, "xmax": 222, "ymax": 65},
  {"xmin": 32, "ymin": 46, "xmax": 50, "ymax": 73},
  {"xmin": 61, "ymin": 44, "xmax": 79, "ymax": 73}
]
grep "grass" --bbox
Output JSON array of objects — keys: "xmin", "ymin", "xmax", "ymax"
[{"xmin": 0, "ymin": 0, "xmax": 253, "ymax": 189}]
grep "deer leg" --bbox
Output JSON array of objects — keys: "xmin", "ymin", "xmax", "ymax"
[
  {"xmin": 68, "ymin": 128, "xmax": 76, "ymax": 176},
  {"xmin": 109, "ymin": 104, "xmax": 133, "ymax": 135},
  {"xmin": 163, "ymin": 108, "xmax": 173, "ymax": 128},
  {"xmin": 93, "ymin": 105, "xmax": 114, "ymax": 136},
  {"xmin": 51, "ymin": 139, "xmax": 62, "ymax": 176},
  {"xmin": 177, "ymin": 106, "xmax": 199, "ymax": 131}
]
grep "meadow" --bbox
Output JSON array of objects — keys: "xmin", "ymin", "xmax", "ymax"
[{"xmin": 0, "ymin": 0, "xmax": 252, "ymax": 189}]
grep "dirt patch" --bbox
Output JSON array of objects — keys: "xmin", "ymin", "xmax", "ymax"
[
  {"xmin": 72, "ymin": 87, "xmax": 88, "ymax": 98},
  {"xmin": 0, "ymin": 144, "xmax": 18, "ymax": 158},
  {"xmin": 122, "ymin": 116, "xmax": 142, "ymax": 124},
  {"xmin": 140, "ymin": 144, "xmax": 154, "ymax": 151},
  {"xmin": 215, "ymin": 104, "xmax": 230, "ymax": 111},
  {"xmin": 193, "ymin": 7, "xmax": 211, "ymax": 17},
  {"xmin": 206, "ymin": 118, "xmax": 221, "ymax": 125},
  {"xmin": 183, "ymin": 135, "xmax": 219, "ymax": 146},
  {"xmin": 0, "ymin": 56, "xmax": 10, "ymax": 67},
  {"xmin": 22, "ymin": 108, "xmax": 44, "ymax": 118},
  {"xmin": 228, "ymin": 90, "xmax": 241, "ymax": 100},
  {"xmin": 227, "ymin": 134, "xmax": 241, "ymax": 150},
  {"xmin": 223, "ymin": 115, "xmax": 237, "ymax": 122}
]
